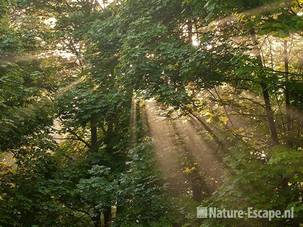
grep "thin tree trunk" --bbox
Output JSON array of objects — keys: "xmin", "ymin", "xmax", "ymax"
[
  {"xmin": 130, "ymin": 95, "xmax": 137, "ymax": 145},
  {"xmin": 90, "ymin": 116, "xmax": 98, "ymax": 152},
  {"xmin": 250, "ymin": 29, "xmax": 279, "ymax": 145},
  {"xmin": 268, "ymin": 37, "xmax": 274, "ymax": 69},
  {"xmin": 269, "ymin": 38, "xmax": 286, "ymax": 133},
  {"xmin": 90, "ymin": 117, "xmax": 100, "ymax": 226},
  {"xmin": 260, "ymin": 82, "xmax": 279, "ymax": 145},
  {"xmin": 284, "ymin": 40, "xmax": 292, "ymax": 146},
  {"xmin": 188, "ymin": 19, "xmax": 193, "ymax": 44},
  {"xmin": 103, "ymin": 206, "xmax": 112, "ymax": 227}
]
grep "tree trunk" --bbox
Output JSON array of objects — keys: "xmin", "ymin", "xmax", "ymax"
[
  {"xmin": 250, "ymin": 29, "xmax": 279, "ymax": 145},
  {"xmin": 90, "ymin": 116, "xmax": 98, "ymax": 152},
  {"xmin": 188, "ymin": 19, "xmax": 193, "ymax": 44},
  {"xmin": 260, "ymin": 82, "xmax": 279, "ymax": 145},
  {"xmin": 130, "ymin": 95, "xmax": 137, "ymax": 145},
  {"xmin": 284, "ymin": 40, "xmax": 292, "ymax": 146},
  {"xmin": 103, "ymin": 206, "xmax": 112, "ymax": 227}
]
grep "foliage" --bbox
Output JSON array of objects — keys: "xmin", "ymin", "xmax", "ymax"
[{"xmin": 0, "ymin": 0, "xmax": 303, "ymax": 226}]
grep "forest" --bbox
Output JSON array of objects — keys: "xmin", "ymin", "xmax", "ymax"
[{"xmin": 0, "ymin": 0, "xmax": 303, "ymax": 226}]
